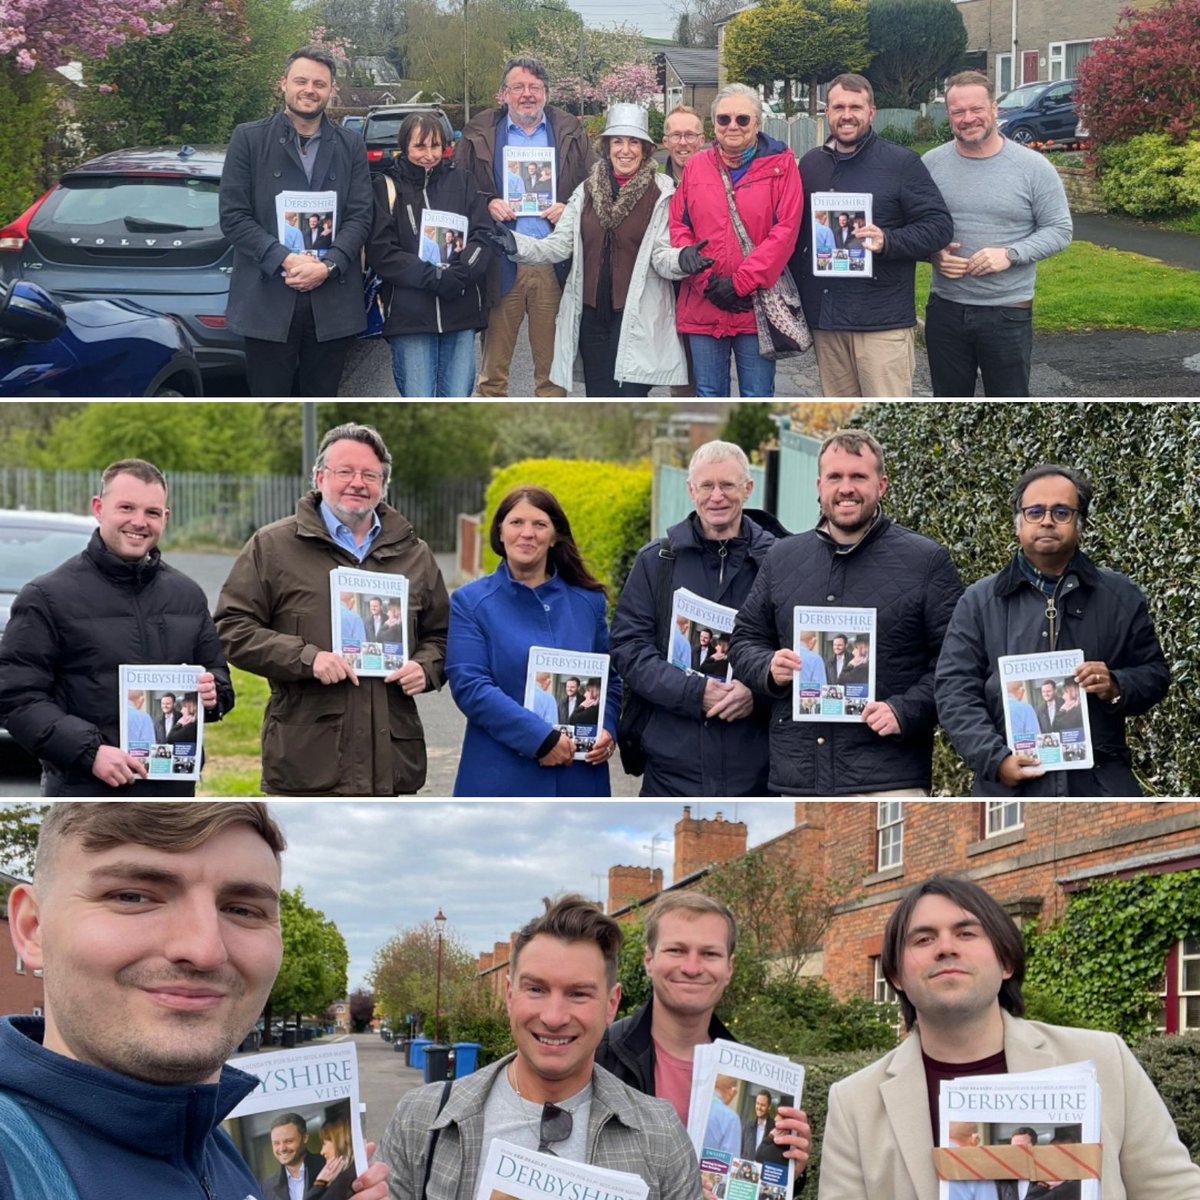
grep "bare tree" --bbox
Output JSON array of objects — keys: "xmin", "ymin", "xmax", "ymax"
[{"xmin": 669, "ymin": 0, "xmax": 742, "ymax": 49}]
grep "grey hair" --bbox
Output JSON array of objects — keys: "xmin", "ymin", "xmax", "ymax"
[
  {"xmin": 688, "ymin": 440, "xmax": 752, "ymax": 483},
  {"xmin": 501, "ymin": 57, "xmax": 550, "ymax": 92},
  {"xmin": 711, "ymin": 83, "xmax": 762, "ymax": 124},
  {"xmin": 312, "ymin": 423, "xmax": 393, "ymax": 490}
]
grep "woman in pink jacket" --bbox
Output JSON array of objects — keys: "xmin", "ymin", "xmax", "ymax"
[{"xmin": 669, "ymin": 83, "xmax": 803, "ymax": 397}]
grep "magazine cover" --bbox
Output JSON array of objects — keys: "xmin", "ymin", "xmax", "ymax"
[
  {"xmin": 276, "ymin": 190, "xmax": 339, "ymax": 258},
  {"xmin": 225, "ymin": 1042, "xmax": 368, "ymax": 1198},
  {"xmin": 936, "ymin": 1063, "xmax": 1102, "ymax": 1200},
  {"xmin": 118, "ymin": 664, "xmax": 204, "ymax": 782},
  {"xmin": 475, "ymin": 1139, "xmax": 648, "ymax": 1200},
  {"xmin": 687, "ymin": 1039, "xmax": 804, "ymax": 1200},
  {"xmin": 418, "ymin": 209, "xmax": 470, "ymax": 266},
  {"xmin": 523, "ymin": 645, "xmax": 609, "ymax": 760},
  {"xmin": 668, "ymin": 587, "xmax": 738, "ymax": 682},
  {"xmin": 791, "ymin": 606, "xmax": 876, "ymax": 721},
  {"xmin": 502, "ymin": 147, "xmax": 557, "ymax": 214},
  {"xmin": 810, "ymin": 192, "xmax": 874, "ymax": 278},
  {"xmin": 998, "ymin": 649, "xmax": 1093, "ymax": 771},
  {"xmin": 328, "ymin": 567, "xmax": 409, "ymax": 678}
]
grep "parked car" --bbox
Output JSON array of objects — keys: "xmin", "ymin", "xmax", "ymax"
[
  {"xmin": 0, "ymin": 145, "xmax": 243, "ymax": 384},
  {"xmin": 342, "ymin": 114, "xmax": 367, "ymax": 133},
  {"xmin": 0, "ymin": 279, "xmax": 202, "ymax": 397},
  {"xmin": 364, "ymin": 103, "xmax": 454, "ymax": 171},
  {"xmin": 995, "ymin": 78, "xmax": 1080, "ymax": 146}
]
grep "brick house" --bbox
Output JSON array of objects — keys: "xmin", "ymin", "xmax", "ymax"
[
  {"xmin": 0, "ymin": 871, "xmax": 44, "ymax": 1018},
  {"xmin": 662, "ymin": 48, "xmax": 719, "ymax": 121}
]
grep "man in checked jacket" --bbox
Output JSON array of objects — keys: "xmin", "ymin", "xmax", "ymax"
[{"xmin": 374, "ymin": 896, "xmax": 699, "ymax": 1200}]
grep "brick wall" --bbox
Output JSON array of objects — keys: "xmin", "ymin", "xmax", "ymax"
[
  {"xmin": 674, "ymin": 806, "xmax": 748, "ymax": 879},
  {"xmin": 609, "ymin": 865, "xmax": 663, "ymax": 914},
  {"xmin": 0, "ymin": 916, "xmax": 44, "ymax": 1017}
]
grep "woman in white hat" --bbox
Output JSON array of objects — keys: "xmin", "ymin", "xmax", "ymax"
[{"xmin": 485, "ymin": 103, "xmax": 713, "ymax": 395}]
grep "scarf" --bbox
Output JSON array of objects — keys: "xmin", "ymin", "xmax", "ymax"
[
  {"xmin": 585, "ymin": 156, "xmax": 657, "ymax": 323},
  {"xmin": 717, "ymin": 140, "xmax": 758, "ymax": 171}
]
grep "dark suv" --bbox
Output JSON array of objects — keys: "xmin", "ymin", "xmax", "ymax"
[
  {"xmin": 995, "ymin": 78, "xmax": 1080, "ymax": 146},
  {"xmin": 0, "ymin": 145, "xmax": 243, "ymax": 382},
  {"xmin": 364, "ymin": 104, "xmax": 454, "ymax": 171}
]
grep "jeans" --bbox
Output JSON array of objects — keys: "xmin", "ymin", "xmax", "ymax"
[
  {"xmin": 577, "ymin": 306, "xmax": 652, "ymax": 397},
  {"xmin": 925, "ymin": 293, "xmax": 1034, "ymax": 397},
  {"xmin": 688, "ymin": 333, "xmax": 776, "ymax": 397},
  {"xmin": 388, "ymin": 329, "xmax": 477, "ymax": 397}
]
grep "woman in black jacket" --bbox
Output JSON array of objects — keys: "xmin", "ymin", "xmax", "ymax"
[{"xmin": 366, "ymin": 113, "xmax": 492, "ymax": 395}]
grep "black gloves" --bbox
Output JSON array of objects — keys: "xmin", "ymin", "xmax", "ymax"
[
  {"xmin": 705, "ymin": 274, "xmax": 754, "ymax": 312},
  {"xmin": 678, "ymin": 238, "xmax": 714, "ymax": 275},
  {"xmin": 432, "ymin": 265, "xmax": 467, "ymax": 299},
  {"xmin": 481, "ymin": 223, "xmax": 518, "ymax": 257}
]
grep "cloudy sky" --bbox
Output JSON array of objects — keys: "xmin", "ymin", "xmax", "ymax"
[{"xmin": 273, "ymin": 802, "xmax": 799, "ymax": 990}]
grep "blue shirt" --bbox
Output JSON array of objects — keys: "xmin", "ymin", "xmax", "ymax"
[
  {"xmin": 320, "ymin": 500, "xmax": 381, "ymax": 561},
  {"xmin": 704, "ymin": 1095, "xmax": 742, "ymax": 1157},
  {"xmin": 530, "ymin": 683, "xmax": 558, "ymax": 724},
  {"xmin": 671, "ymin": 628, "xmax": 693, "ymax": 672},
  {"xmin": 283, "ymin": 222, "xmax": 305, "ymax": 253},
  {"xmin": 815, "ymin": 222, "xmax": 835, "ymax": 253},
  {"xmin": 798, "ymin": 645, "xmax": 828, "ymax": 689},
  {"xmin": 1007, "ymin": 697, "xmax": 1040, "ymax": 744},
  {"xmin": 506, "ymin": 118, "xmax": 552, "ymax": 240},
  {"xmin": 339, "ymin": 604, "xmax": 366, "ymax": 646},
  {"xmin": 126, "ymin": 705, "xmax": 155, "ymax": 744},
  {"xmin": 420, "ymin": 233, "xmax": 441, "ymax": 264}
]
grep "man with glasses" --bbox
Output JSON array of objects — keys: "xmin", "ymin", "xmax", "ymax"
[
  {"xmin": 936, "ymin": 463, "xmax": 1169, "ymax": 795},
  {"xmin": 662, "ymin": 105, "xmax": 705, "ymax": 184},
  {"xmin": 374, "ymin": 895, "xmax": 697, "ymax": 1200},
  {"xmin": 454, "ymin": 56, "xmax": 595, "ymax": 396},
  {"xmin": 215, "ymin": 422, "xmax": 450, "ymax": 796}
]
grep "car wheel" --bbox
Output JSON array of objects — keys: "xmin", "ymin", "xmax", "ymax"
[
  {"xmin": 153, "ymin": 387, "xmax": 185, "ymax": 396},
  {"xmin": 1009, "ymin": 125, "xmax": 1036, "ymax": 145}
]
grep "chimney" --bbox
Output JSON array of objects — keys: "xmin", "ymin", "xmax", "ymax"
[
  {"xmin": 674, "ymin": 806, "xmax": 748, "ymax": 880},
  {"xmin": 607, "ymin": 864, "xmax": 663, "ymax": 913}
]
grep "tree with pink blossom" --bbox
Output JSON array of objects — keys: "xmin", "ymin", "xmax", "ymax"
[
  {"xmin": 0, "ymin": 0, "xmax": 174, "ymax": 72},
  {"xmin": 597, "ymin": 62, "xmax": 657, "ymax": 105}
]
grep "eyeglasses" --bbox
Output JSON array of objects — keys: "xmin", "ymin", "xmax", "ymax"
[
  {"xmin": 506, "ymin": 83, "xmax": 546, "ymax": 95},
  {"xmin": 537, "ymin": 1103, "xmax": 573, "ymax": 1154},
  {"xmin": 1020, "ymin": 504, "xmax": 1078, "ymax": 524},
  {"xmin": 324, "ymin": 467, "xmax": 384, "ymax": 486},
  {"xmin": 693, "ymin": 480, "xmax": 748, "ymax": 496},
  {"xmin": 715, "ymin": 113, "xmax": 753, "ymax": 128},
  {"xmin": 665, "ymin": 132, "xmax": 703, "ymax": 142}
]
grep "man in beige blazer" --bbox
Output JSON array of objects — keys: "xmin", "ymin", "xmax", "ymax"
[{"xmin": 818, "ymin": 875, "xmax": 1200, "ymax": 1200}]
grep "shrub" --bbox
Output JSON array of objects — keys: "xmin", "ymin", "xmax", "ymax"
[
  {"xmin": 1132, "ymin": 1031, "xmax": 1200, "ymax": 1163},
  {"xmin": 878, "ymin": 123, "xmax": 915, "ymax": 146},
  {"xmin": 1096, "ymin": 132, "xmax": 1200, "ymax": 218},
  {"xmin": 0, "ymin": 63, "xmax": 60, "ymax": 221}
]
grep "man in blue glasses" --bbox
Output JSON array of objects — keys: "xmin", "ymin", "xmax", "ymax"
[{"xmin": 936, "ymin": 463, "xmax": 1169, "ymax": 795}]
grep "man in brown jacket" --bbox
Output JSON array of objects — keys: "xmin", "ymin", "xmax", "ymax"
[
  {"xmin": 214, "ymin": 422, "xmax": 449, "ymax": 795},
  {"xmin": 454, "ymin": 55, "xmax": 594, "ymax": 396}
]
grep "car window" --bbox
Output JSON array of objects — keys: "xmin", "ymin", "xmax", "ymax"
[
  {"xmin": 50, "ymin": 177, "xmax": 221, "ymax": 230},
  {"xmin": 0, "ymin": 524, "xmax": 93, "ymax": 590},
  {"xmin": 998, "ymin": 84, "xmax": 1044, "ymax": 110},
  {"xmin": 1045, "ymin": 83, "xmax": 1074, "ymax": 104},
  {"xmin": 366, "ymin": 116, "xmax": 407, "ymax": 142}
]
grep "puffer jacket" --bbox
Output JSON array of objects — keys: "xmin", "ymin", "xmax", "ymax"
[
  {"xmin": 510, "ymin": 172, "xmax": 689, "ymax": 389},
  {"xmin": 729, "ymin": 515, "xmax": 963, "ymax": 795},
  {"xmin": 610, "ymin": 510, "xmax": 783, "ymax": 796},
  {"xmin": 366, "ymin": 153, "xmax": 492, "ymax": 336},
  {"xmin": 936, "ymin": 550, "xmax": 1170, "ymax": 796},
  {"xmin": 214, "ymin": 493, "xmax": 449, "ymax": 796},
  {"xmin": 669, "ymin": 135, "xmax": 803, "ymax": 337},
  {"xmin": 0, "ymin": 529, "xmax": 232, "ymax": 793}
]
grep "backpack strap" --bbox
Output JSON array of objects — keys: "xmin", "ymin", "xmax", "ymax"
[
  {"xmin": 0, "ymin": 1090, "xmax": 81, "ymax": 1200},
  {"xmin": 652, "ymin": 538, "xmax": 677, "ymax": 654},
  {"xmin": 421, "ymin": 1078, "xmax": 455, "ymax": 1200}
]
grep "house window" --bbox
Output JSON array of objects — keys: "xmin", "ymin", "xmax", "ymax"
[
  {"xmin": 1049, "ymin": 40, "xmax": 1094, "ymax": 81},
  {"xmin": 984, "ymin": 800, "xmax": 1023, "ymax": 837},
  {"xmin": 873, "ymin": 957, "xmax": 898, "ymax": 1004},
  {"xmin": 876, "ymin": 801, "xmax": 904, "ymax": 870},
  {"xmin": 995, "ymin": 53, "xmax": 1013, "ymax": 96}
]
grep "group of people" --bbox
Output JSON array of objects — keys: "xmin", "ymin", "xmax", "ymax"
[
  {"xmin": 4, "ymin": 804, "xmax": 1198, "ymax": 1200},
  {"xmin": 0, "ymin": 421, "xmax": 1169, "ymax": 800},
  {"xmin": 217, "ymin": 46, "xmax": 1072, "ymax": 399}
]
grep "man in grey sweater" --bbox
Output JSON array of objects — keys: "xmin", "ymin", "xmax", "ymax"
[{"xmin": 922, "ymin": 70, "xmax": 1072, "ymax": 396}]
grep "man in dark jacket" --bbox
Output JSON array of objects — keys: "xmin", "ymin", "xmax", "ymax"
[
  {"xmin": 936, "ymin": 463, "xmax": 1170, "ymax": 795},
  {"xmin": 730, "ymin": 430, "xmax": 963, "ymax": 795},
  {"xmin": 0, "ymin": 459, "xmax": 233, "ymax": 796},
  {"xmin": 261, "ymin": 1113, "xmax": 327, "ymax": 1199},
  {"xmin": 453, "ymin": 56, "xmax": 595, "ymax": 396},
  {"xmin": 790, "ymin": 74, "xmax": 952, "ymax": 398},
  {"xmin": 219, "ymin": 46, "xmax": 373, "ymax": 397},
  {"xmin": 611, "ymin": 440, "xmax": 783, "ymax": 796}
]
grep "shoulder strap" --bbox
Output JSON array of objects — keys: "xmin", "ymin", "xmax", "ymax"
[
  {"xmin": 652, "ymin": 538, "xmax": 677, "ymax": 655},
  {"xmin": 421, "ymin": 1078, "xmax": 455, "ymax": 1200},
  {"xmin": 0, "ymin": 1091, "xmax": 81, "ymax": 1200}
]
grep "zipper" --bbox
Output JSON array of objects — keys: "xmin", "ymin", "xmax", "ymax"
[
  {"xmin": 718, "ymin": 543, "xmax": 727, "ymax": 588},
  {"xmin": 1039, "ymin": 576, "xmax": 1067, "ymax": 650},
  {"xmin": 424, "ymin": 167, "xmax": 444, "ymax": 333}
]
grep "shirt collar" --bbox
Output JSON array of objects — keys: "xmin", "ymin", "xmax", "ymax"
[
  {"xmin": 507, "ymin": 115, "xmax": 547, "ymax": 137},
  {"xmin": 320, "ymin": 499, "xmax": 381, "ymax": 557}
]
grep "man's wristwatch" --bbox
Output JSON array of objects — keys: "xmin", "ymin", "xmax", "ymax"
[
  {"xmin": 1005, "ymin": 246, "xmax": 1020, "ymax": 264},
  {"xmin": 324, "ymin": 259, "xmax": 337, "ymax": 276}
]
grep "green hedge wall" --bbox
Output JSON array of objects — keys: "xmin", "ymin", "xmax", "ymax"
[
  {"xmin": 483, "ymin": 458, "xmax": 652, "ymax": 603},
  {"xmin": 855, "ymin": 401, "xmax": 1200, "ymax": 797}
]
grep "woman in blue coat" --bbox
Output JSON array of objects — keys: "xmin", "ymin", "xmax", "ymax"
[{"xmin": 447, "ymin": 485, "xmax": 620, "ymax": 796}]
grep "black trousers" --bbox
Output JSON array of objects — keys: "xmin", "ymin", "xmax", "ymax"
[
  {"xmin": 578, "ymin": 305, "xmax": 652, "ymax": 398},
  {"xmin": 925, "ymin": 293, "xmax": 1034, "ymax": 397},
  {"xmin": 243, "ymin": 292, "xmax": 355, "ymax": 397}
]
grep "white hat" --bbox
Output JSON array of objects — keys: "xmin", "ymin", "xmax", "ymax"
[{"xmin": 600, "ymin": 104, "xmax": 650, "ymax": 140}]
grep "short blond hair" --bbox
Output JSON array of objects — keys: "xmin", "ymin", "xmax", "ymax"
[{"xmin": 645, "ymin": 891, "xmax": 737, "ymax": 955}]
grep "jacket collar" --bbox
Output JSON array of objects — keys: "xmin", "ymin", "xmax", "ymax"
[
  {"xmin": 818, "ymin": 125, "xmax": 877, "ymax": 162},
  {"xmin": 616, "ymin": 995, "xmax": 737, "ymax": 1058},
  {"xmin": 294, "ymin": 491, "xmax": 415, "ymax": 550},
  {"xmin": 84, "ymin": 528, "xmax": 161, "ymax": 588},
  {"xmin": 667, "ymin": 511, "xmax": 776, "ymax": 566},
  {"xmin": 995, "ymin": 548, "xmax": 1101, "ymax": 597},
  {"xmin": 814, "ymin": 509, "xmax": 890, "ymax": 555},
  {"xmin": 394, "ymin": 154, "xmax": 450, "ymax": 188}
]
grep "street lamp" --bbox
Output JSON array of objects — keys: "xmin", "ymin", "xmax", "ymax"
[{"xmin": 434, "ymin": 908, "xmax": 447, "ymax": 1045}]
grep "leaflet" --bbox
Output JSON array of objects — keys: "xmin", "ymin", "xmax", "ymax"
[
  {"xmin": 503, "ymin": 146, "xmax": 557, "ymax": 214},
  {"xmin": 476, "ymin": 1139, "xmax": 649, "ymax": 1200},
  {"xmin": 669, "ymin": 587, "xmax": 738, "ymax": 682},
  {"xmin": 419, "ymin": 208, "xmax": 470, "ymax": 266},
  {"xmin": 936, "ymin": 1063, "xmax": 1102, "ymax": 1200},
  {"xmin": 118, "ymin": 663, "xmax": 204, "ymax": 782},
  {"xmin": 225, "ymin": 1042, "xmax": 368, "ymax": 1195},
  {"xmin": 688, "ymin": 1039, "xmax": 803, "ymax": 1200},
  {"xmin": 810, "ymin": 191, "xmax": 874, "ymax": 278},
  {"xmin": 276, "ymin": 189, "xmax": 339, "ymax": 259},
  {"xmin": 329, "ymin": 567, "xmax": 409, "ymax": 678},
  {"xmin": 998, "ymin": 649, "xmax": 1093, "ymax": 771},
  {"xmin": 791, "ymin": 606, "xmax": 876, "ymax": 721},
  {"xmin": 523, "ymin": 645, "xmax": 609, "ymax": 760}
]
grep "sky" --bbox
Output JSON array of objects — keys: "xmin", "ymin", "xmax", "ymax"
[
  {"xmin": 572, "ymin": 0, "xmax": 677, "ymax": 41},
  {"xmin": 272, "ymin": 801, "xmax": 798, "ymax": 991}
]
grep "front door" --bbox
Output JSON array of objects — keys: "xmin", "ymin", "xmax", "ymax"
[{"xmin": 1022, "ymin": 50, "xmax": 1039, "ymax": 83}]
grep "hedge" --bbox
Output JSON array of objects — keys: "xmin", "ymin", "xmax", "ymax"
[
  {"xmin": 854, "ymin": 401, "xmax": 1200, "ymax": 797},
  {"xmin": 482, "ymin": 458, "xmax": 652, "ymax": 603}
]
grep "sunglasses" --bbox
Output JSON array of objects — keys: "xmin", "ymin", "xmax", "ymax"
[
  {"xmin": 715, "ymin": 113, "xmax": 753, "ymax": 127},
  {"xmin": 538, "ymin": 1103, "xmax": 573, "ymax": 1154}
]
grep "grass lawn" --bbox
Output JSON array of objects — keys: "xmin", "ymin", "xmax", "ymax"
[
  {"xmin": 915, "ymin": 240, "xmax": 1200, "ymax": 332},
  {"xmin": 200, "ymin": 666, "xmax": 267, "ymax": 797}
]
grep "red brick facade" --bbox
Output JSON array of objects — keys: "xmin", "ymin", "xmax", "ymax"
[{"xmin": 1, "ymin": 875, "xmax": 44, "ymax": 1017}]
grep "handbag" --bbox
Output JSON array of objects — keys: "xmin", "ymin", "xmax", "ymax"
[
  {"xmin": 360, "ymin": 175, "xmax": 397, "ymax": 340},
  {"xmin": 716, "ymin": 159, "xmax": 812, "ymax": 361}
]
